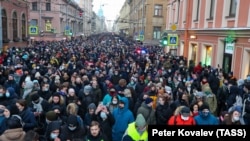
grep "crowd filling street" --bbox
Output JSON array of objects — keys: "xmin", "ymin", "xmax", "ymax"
[{"xmin": 0, "ymin": 33, "xmax": 249, "ymax": 141}]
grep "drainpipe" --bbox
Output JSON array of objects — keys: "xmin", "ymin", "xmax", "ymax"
[
  {"xmin": 183, "ymin": 0, "xmax": 191, "ymax": 58},
  {"xmin": 39, "ymin": 0, "xmax": 42, "ymax": 33}
]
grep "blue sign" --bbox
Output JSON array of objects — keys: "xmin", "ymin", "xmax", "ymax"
[
  {"xmin": 140, "ymin": 30, "xmax": 144, "ymax": 35},
  {"xmin": 170, "ymin": 37, "xmax": 177, "ymax": 44},
  {"xmin": 168, "ymin": 34, "xmax": 178, "ymax": 46},
  {"xmin": 65, "ymin": 25, "xmax": 70, "ymax": 30}
]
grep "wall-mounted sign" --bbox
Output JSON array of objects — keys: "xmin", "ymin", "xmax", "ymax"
[
  {"xmin": 168, "ymin": 34, "xmax": 178, "ymax": 46},
  {"xmin": 45, "ymin": 22, "xmax": 51, "ymax": 32},
  {"xmin": 225, "ymin": 42, "xmax": 235, "ymax": 54},
  {"xmin": 29, "ymin": 26, "xmax": 38, "ymax": 35}
]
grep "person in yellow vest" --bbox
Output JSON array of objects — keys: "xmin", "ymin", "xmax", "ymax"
[{"xmin": 122, "ymin": 114, "xmax": 148, "ymax": 141}]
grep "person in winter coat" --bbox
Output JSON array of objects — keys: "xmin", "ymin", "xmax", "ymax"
[
  {"xmin": 168, "ymin": 106, "xmax": 196, "ymax": 125},
  {"xmin": 84, "ymin": 103, "xmax": 97, "ymax": 129},
  {"xmin": 156, "ymin": 95, "xmax": 170, "ymax": 124},
  {"xmin": 112, "ymin": 97, "xmax": 134, "ymax": 141},
  {"xmin": 122, "ymin": 114, "xmax": 148, "ymax": 141},
  {"xmin": 0, "ymin": 115, "xmax": 26, "ymax": 141},
  {"xmin": 45, "ymin": 121, "xmax": 62, "ymax": 141},
  {"xmin": 15, "ymin": 99, "xmax": 37, "ymax": 132},
  {"xmin": 194, "ymin": 104, "xmax": 219, "ymax": 125},
  {"xmin": 84, "ymin": 121, "xmax": 109, "ymax": 141},
  {"xmin": 59, "ymin": 114, "xmax": 86, "ymax": 141},
  {"xmin": 95, "ymin": 104, "xmax": 115, "ymax": 140},
  {"xmin": 137, "ymin": 97, "xmax": 156, "ymax": 125},
  {"xmin": 222, "ymin": 106, "xmax": 243, "ymax": 125},
  {"xmin": 202, "ymin": 86, "xmax": 217, "ymax": 116}
]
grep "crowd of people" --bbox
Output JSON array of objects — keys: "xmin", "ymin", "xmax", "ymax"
[{"xmin": 0, "ymin": 32, "xmax": 249, "ymax": 141}]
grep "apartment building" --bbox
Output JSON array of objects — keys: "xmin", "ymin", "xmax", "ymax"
[
  {"xmin": 127, "ymin": 0, "xmax": 168, "ymax": 45},
  {"xmin": 1, "ymin": 0, "xmax": 29, "ymax": 48},
  {"xmin": 114, "ymin": 1, "xmax": 130, "ymax": 37},
  {"xmin": 28, "ymin": 0, "xmax": 83, "ymax": 41},
  {"xmin": 79, "ymin": 0, "xmax": 92, "ymax": 36},
  {"xmin": 166, "ymin": 0, "xmax": 250, "ymax": 79}
]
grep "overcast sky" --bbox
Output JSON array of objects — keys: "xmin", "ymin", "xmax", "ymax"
[{"xmin": 93, "ymin": 0, "xmax": 125, "ymax": 21}]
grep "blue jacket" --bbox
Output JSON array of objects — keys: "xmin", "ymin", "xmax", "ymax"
[
  {"xmin": 112, "ymin": 97, "xmax": 134, "ymax": 141},
  {"xmin": 194, "ymin": 112, "xmax": 219, "ymax": 125},
  {"xmin": 19, "ymin": 107, "xmax": 38, "ymax": 132},
  {"xmin": 102, "ymin": 94, "xmax": 121, "ymax": 106}
]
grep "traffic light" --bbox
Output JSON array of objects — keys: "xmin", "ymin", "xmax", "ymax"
[
  {"xmin": 162, "ymin": 36, "xmax": 168, "ymax": 46},
  {"xmin": 161, "ymin": 31, "xmax": 168, "ymax": 46},
  {"xmin": 162, "ymin": 37, "xmax": 168, "ymax": 46}
]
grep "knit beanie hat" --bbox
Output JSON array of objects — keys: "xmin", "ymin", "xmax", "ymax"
[
  {"xmin": 135, "ymin": 114, "xmax": 146, "ymax": 127},
  {"xmin": 88, "ymin": 103, "xmax": 96, "ymax": 110},
  {"xmin": 46, "ymin": 111, "xmax": 58, "ymax": 121},
  {"xmin": 31, "ymin": 93, "xmax": 40, "ymax": 101},
  {"xmin": 200, "ymin": 104, "xmax": 210, "ymax": 111},
  {"xmin": 67, "ymin": 115, "xmax": 78, "ymax": 127},
  {"xmin": 84, "ymin": 85, "xmax": 92, "ymax": 94},
  {"xmin": 145, "ymin": 97, "xmax": 153, "ymax": 105}
]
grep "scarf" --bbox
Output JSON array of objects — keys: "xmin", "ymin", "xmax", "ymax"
[{"xmin": 32, "ymin": 97, "xmax": 44, "ymax": 113}]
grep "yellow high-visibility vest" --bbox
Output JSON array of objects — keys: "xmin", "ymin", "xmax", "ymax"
[{"xmin": 127, "ymin": 122, "xmax": 148, "ymax": 141}]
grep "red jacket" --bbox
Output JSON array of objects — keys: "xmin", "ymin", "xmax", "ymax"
[{"xmin": 168, "ymin": 115, "xmax": 196, "ymax": 125}]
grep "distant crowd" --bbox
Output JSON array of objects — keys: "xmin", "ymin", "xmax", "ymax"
[{"xmin": 0, "ymin": 33, "xmax": 249, "ymax": 141}]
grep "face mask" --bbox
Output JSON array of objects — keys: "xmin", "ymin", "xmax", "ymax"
[
  {"xmin": 137, "ymin": 126, "xmax": 146, "ymax": 133},
  {"xmin": 112, "ymin": 100, "xmax": 118, "ymax": 104},
  {"xmin": 119, "ymin": 105, "xmax": 124, "ymax": 109},
  {"xmin": 44, "ymin": 88, "xmax": 49, "ymax": 91},
  {"xmin": 50, "ymin": 133, "xmax": 58, "ymax": 139},
  {"xmin": 181, "ymin": 115, "xmax": 189, "ymax": 121},
  {"xmin": 100, "ymin": 112, "xmax": 107, "ymax": 119},
  {"xmin": 5, "ymin": 92, "xmax": 10, "ymax": 98},
  {"xmin": 68, "ymin": 126, "xmax": 77, "ymax": 131},
  {"xmin": 0, "ymin": 94, "xmax": 3, "ymax": 98},
  {"xmin": 233, "ymin": 116, "xmax": 240, "ymax": 122},
  {"xmin": 202, "ymin": 111, "xmax": 209, "ymax": 117},
  {"xmin": 46, "ymin": 119, "xmax": 51, "ymax": 124}
]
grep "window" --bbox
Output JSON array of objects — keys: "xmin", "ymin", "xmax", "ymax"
[
  {"xmin": 153, "ymin": 26, "xmax": 161, "ymax": 39},
  {"xmin": 32, "ymin": 2, "xmax": 37, "ymax": 11},
  {"xmin": 229, "ymin": 0, "xmax": 237, "ymax": 17},
  {"xmin": 209, "ymin": 0, "xmax": 215, "ymax": 19},
  {"xmin": 46, "ymin": 2, "xmax": 51, "ymax": 11},
  {"xmin": 154, "ymin": 5, "xmax": 163, "ymax": 16},
  {"xmin": 12, "ymin": 12, "xmax": 18, "ymax": 39},
  {"xmin": 195, "ymin": 0, "xmax": 200, "ymax": 21},
  {"xmin": 22, "ymin": 14, "xmax": 26, "ymax": 39},
  {"xmin": 2, "ymin": 9, "xmax": 7, "ymax": 40},
  {"xmin": 30, "ymin": 19, "xmax": 38, "ymax": 26}
]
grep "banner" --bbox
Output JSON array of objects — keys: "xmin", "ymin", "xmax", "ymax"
[{"xmin": 45, "ymin": 22, "xmax": 51, "ymax": 32}]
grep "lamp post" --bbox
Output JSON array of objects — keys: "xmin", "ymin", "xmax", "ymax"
[{"xmin": 39, "ymin": 0, "xmax": 42, "ymax": 33}]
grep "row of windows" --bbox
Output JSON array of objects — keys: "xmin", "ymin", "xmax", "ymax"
[
  {"xmin": 1, "ymin": 9, "xmax": 26, "ymax": 40},
  {"xmin": 32, "ymin": 2, "xmax": 51, "ymax": 11},
  {"xmin": 194, "ymin": 0, "xmax": 237, "ymax": 21}
]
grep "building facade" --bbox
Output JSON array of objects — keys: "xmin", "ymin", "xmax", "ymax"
[
  {"xmin": 166, "ymin": 0, "xmax": 250, "ymax": 79},
  {"xmin": 28, "ymin": 0, "xmax": 83, "ymax": 41},
  {"xmin": 127, "ymin": 0, "xmax": 168, "ymax": 45},
  {"xmin": 79, "ymin": 0, "xmax": 92, "ymax": 36},
  {"xmin": 114, "ymin": 2, "xmax": 130, "ymax": 37},
  {"xmin": 1, "ymin": 0, "xmax": 29, "ymax": 48}
]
